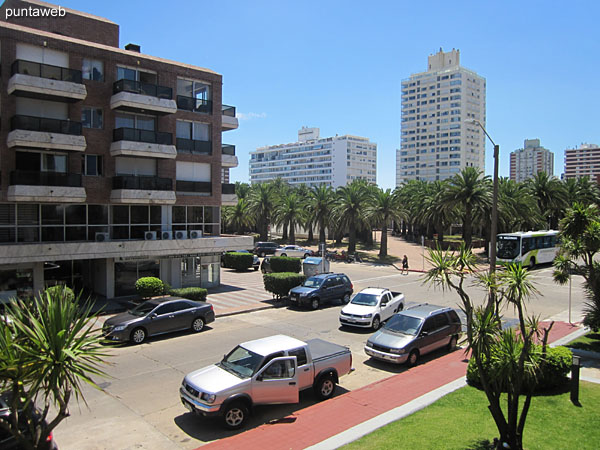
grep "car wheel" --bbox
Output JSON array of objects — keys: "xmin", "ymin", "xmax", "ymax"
[
  {"xmin": 407, "ymin": 349, "xmax": 419, "ymax": 367},
  {"xmin": 130, "ymin": 328, "xmax": 146, "ymax": 345},
  {"xmin": 260, "ymin": 251, "xmax": 266, "ymax": 257},
  {"xmin": 448, "ymin": 335, "xmax": 458, "ymax": 351},
  {"xmin": 372, "ymin": 315, "xmax": 381, "ymax": 330},
  {"xmin": 311, "ymin": 297, "xmax": 320, "ymax": 310},
  {"xmin": 341, "ymin": 293, "xmax": 350, "ymax": 304},
  {"xmin": 191, "ymin": 317, "xmax": 205, "ymax": 333},
  {"xmin": 281, "ymin": 253, "xmax": 287, "ymax": 257},
  {"xmin": 222, "ymin": 402, "xmax": 248, "ymax": 430},
  {"xmin": 314, "ymin": 374, "xmax": 336, "ymax": 400},
  {"xmin": 303, "ymin": 253, "xmax": 310, "ymax": 259},
  {"xmin": 261, "ymin": 268, "xmax": 266, "ymax": 274}
]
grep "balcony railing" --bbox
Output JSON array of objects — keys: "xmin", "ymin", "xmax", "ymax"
[
  {"xmin": 222, "ymin": 105, "xmax": 236, "ymax": 117},
  {"xmin": 112, "ymin": 175, "xmax": 173, "ymax": 191},
  {"xmin": 222, "ymin": 183, "xmax": 236, "ymax": 195},
  {"xmin": 11, "ymin": 59, "xmax": 82, "ymax": 83},
  {"xmin": 113, "ymin": 79, "xmax": 173, "ymax": 100},
  {"xmin": 176, "ymin": 138, "xmax": 212, "ymax": 155},
  {"xmin": 222, "ymin": 144, "xmax": 236, "ymax": 156},
  {"xmin": 11, "ymin": 115, "xmax": 82, "ymax": 135},
  {"xmin": 10, "ymin": 170, "xmax": 82, "ymax": 187},
  {"xmin": 177, "ymin": 96, "xmax": 212, "ymax": 114},
  {"xmin": 113, "ymin": 127, "xmax": 173, "ymax": 145},
  {"xmin": 176, "ymin": 180, "xmax": 212, "ymax": 193}
]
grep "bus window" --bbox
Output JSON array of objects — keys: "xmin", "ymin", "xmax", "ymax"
[{"xmin": 522, "ymin": 237, "xmax": 531, "ymax": 254}]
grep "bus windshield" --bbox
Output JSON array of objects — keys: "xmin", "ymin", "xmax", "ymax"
[{"xmin": 497, "ymin": 236, "xmax": 520, "ymax": 260}]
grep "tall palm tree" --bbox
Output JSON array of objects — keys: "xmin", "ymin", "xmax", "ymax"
[
  {"xmin": 497, "ymin": 178, "xmax": 543, "ymax": 233},
  {"xmin": 420, "ymin": 180, "xmax": 456, "ymax": 247},
  {"xmin": 308, "ymin": 184, "xmax": 335, "ymax": 243},
  {"xmin": 247, "ymin": 182, "xmax": 275, "ymax": 241},
  {"xmin": 274, "ymin": 191, "xmax": 304, "ymax": 244},
  {"xmin": 234, "ymin": 182, "xmax": 251, "ymax": 200},
  {"xmin": 526, "ymin": 172, "xmax": 566, "ymax": 229},
  {"xmin": 332, "ymin": 180, "xmax": 371, "ymax": 253},
  {"xmin": 222, "ymin": 198, "xmax": 253, "ymax": 234},
  {"xmin": 563, "ymin": 176, "xmax": 600, "ymax": 208},
  {"xmin": 366, "ymin": 188, "xmax": 403, "ymax": 258}
]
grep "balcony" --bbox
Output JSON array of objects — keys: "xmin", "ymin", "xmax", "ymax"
[
  {"xmin": 8, "ymin": 60, "xmax": 87, "ymax": 102},
  {"xmin": 177, "ymin": 96, "xmax": 212, "ymax": 114},
  {"xmin": 222, "ymin": 183, "xmax": 237, "ymax": 205},
  {"xmin": 111, "ymin": 175, "xmax": 176, "ymax": 204},
  {"xmin": 7, "ymin": 115, "xmax": 86, "ymax": 152},
  {"xmin": 110, "ymin": 79, "xmax": 177, "ymax": 115},
  {"xmin": 176, "ymin": 138, "xmax": 212, "ymax": 155},
  {"xmin": 221, "ymin": 144, "xmax": 238, "ymax": 168},
  {"xmin": 222, "ymin": 105, "xmax": 238, "ymax": 131},
  {"xmin": 110, "ymin": 127, "xmax": 176, "ymax": 159},
  {"xmin": 176, "ymin": 180, "xmax": 212, "ymax": 194},
  {"xmin": 7, "ymin": 170, "xmax": 86, "ymax": 203}
]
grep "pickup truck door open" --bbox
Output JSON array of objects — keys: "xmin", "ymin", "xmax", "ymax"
[{"xmin": 252, "ymin": 356, "xmax": 299, "ymax": 405}]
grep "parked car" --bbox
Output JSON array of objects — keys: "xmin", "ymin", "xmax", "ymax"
[
  {"xmin": 275, "ymin": 245, "xmax": 313, "ymax": 259},
  {"xmin": 179, "ymin": 334, "xmax": 353, "ymax": 429},
  {"xmin": 222, "ymin": 250, "xmax": 259, "ymax": 270},
  {"xmin": 289, "ymin": 273, "xmax": 353, "ymax": 310},
  {"xmin": 339, "ymin": 288, "xmax": 405, "ymax": 330},
  {"xmin": 102, "ymin": 298, "xmax": 215, "ymax": 344},
  {"xmin": 0, "ymin": 394, "xmax": 58, "ymax": 450},
  {"xmin": 253, "ymin": 242, "xmax": 280, "ymax": 257},
  {"xmin": 260, "ymin": 256, "xmax": 272, "ymax": 273},
  {"xmin": 364, "ymin": 304, "xmax": 461, "ymax": 366}
]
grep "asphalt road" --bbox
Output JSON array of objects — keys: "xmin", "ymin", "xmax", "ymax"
[{"xmin": 53, "ymin": 264, "xmax": 587, "ymax": 450}]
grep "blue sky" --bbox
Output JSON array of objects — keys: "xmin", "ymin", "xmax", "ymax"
[{"xmin": 58, "ymin": 0, "xmax": 599, "ymax": 189}]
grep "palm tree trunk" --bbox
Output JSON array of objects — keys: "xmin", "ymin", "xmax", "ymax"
[
  {"xmin": 289, "ymin": 221, "xmax": 295, "ymax": 244},
  {"xmin": 349, "ymin": 222, "xmax": 357, "ymax": 254},
  {"xmin": 464, "ymin": 207, "xmax": 473, "ymax": 248},
  {"xmin": 282, "ymin": 222, "xmax": 288, "ymax": 241},
  {"xmin": 319, "ymin": 218, "xmax": 326, "ymax": 243},
  {"xmin": 307, "ymin": 225, "xmax": 314, "ymax": 243},
  {"xmin": 379, "ymin": 224, "xmax": 388, "ymax": 258}
]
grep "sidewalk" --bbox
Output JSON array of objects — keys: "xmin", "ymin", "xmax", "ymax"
[{"xmin": 198, "ymin": 321, "xmax": 581, "ymax": 450}]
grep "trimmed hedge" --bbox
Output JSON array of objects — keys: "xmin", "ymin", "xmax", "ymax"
[
  {"xmin": 269, "ymin": 256, "xmax": 302, "ymax": 273},
  {"xmin": 263, "ymin": 272, "xmax": 306, "ymax": 299},
  {"xmin": 135, "ymin": 277, "xmax": 164, "ymax": 298},
  {"xmin": 43, "ymin": 285, "xmax": 75, "ymax": 302},
  {"xmin": 169, "ymin": 287, "xmax": 207, "ymax": 302},
  {"xmin": 466, "ymin": 345, "xmax": 572, "ymax": 392},
  {"xmin": 223, "ymin": 252, "xmax": 254, "ymax": 271}
]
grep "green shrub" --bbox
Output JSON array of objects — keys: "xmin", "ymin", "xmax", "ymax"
[
  {"xmin": 269, "ymin": 256, "xmax": 302, "ymax": 273},
  {"xmin": 43, "ymin": 285, "xmax": 75, "ymax": 302},
  {"xmin": 466, "ymin": 345, "xmax": 572, "ymax": 392},
  {"xmin": 135, "ymin": 277, "xmax": 164, "ymax": 298},
  {"xmin": 169, "ymin": 287, "xmax": 207, "ymax": 302},
  {"xmin": 222, "ymin": 252, "xmax": 254, "ymax": 271},
  {"xmin": 263, "ymin": 272, "xmax": 306, "ymax": 299}
]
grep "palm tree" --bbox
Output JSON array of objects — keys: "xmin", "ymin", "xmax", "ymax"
[
  {"xmin": 247, "ymin": 182, "xmax": 275, "ymax": 241},
  {"xmin": 308, "ymin": 184, "xmax": 335, "ymax": 244},
  {"xmin": 274, "ymin": 191, "xmax": 304, "ymax": 244},
  {"xmin": 526, "ymin": 172, "xmax": 566, "ymax": 229},
  {"xmin": 497, "ymin": 178, "xmax": 543, "ymax": 233},
  {"xmin": 332, "ymin": 180, "xmax": 371, "ymax": 253},
  {"xmin": 563, "ymin": 176, "xmax": 600, "ymax": 208},
  {"xmin": 222, "ymin": 198, "xmax": 253, "ymax": 234},
  {"xmin": 366, "ymin": 188, "xmax": 403, "ymax": 258},
  {"xmin": 234, "ymin": 182, "xmax": 251, "ymax": 200},
  {"xmin": 419, "ymin": 180, "xmax": 455, "ymax": 247}
]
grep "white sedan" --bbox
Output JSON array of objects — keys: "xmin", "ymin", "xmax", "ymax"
[{"xmin": 274, "ymin": 245, "xmax": 314, "ymax": 258}]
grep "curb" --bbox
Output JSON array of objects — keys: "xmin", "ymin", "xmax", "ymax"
[{"xmin": 550, "ymin": 326, "xmax": 589, "ymax": 347}]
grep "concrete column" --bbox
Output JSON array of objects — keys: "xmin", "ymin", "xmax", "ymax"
[
  {"xmin": 106, "ymin": 258, "xmax": 115, "ymax": 299},
  {"xmin": 33, "ymin": 262, "xmax": 44, "ymax": 297},
  {"xmin": 171, "ymin": 258, "xmax": 182, "ymax": 288}
]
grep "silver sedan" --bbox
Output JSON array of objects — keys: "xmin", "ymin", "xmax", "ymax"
[{"xmin": 274, "ymin": 245, "xmax": 314, "ymax": 258}]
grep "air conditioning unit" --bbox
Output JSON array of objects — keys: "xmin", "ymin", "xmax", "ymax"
[
  {"xmin": 175, "ymin": 230, "xmax": 188, "ymax": 239},
  {"xmin": 95, "ymin": 232, "xmax": 110, "ymax": 242},
  {"xmin": 161, "ymin": 231, "xmax": 173, "ymax": 240},
  {"xmin": 144, "ymin": 231, "xmax": 157, "ymax": 241},
  {"xmin": 189, "ymin": 230, "xmax": 203, "ymax": 239}
]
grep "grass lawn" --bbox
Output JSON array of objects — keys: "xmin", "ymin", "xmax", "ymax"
[
  {"xmin": 568, "ymin": 332, "xmax": 600, "ymax": 353},
  {"xmin": 343, "ymin": 382, "xmax": 600, "ymax": 450}
]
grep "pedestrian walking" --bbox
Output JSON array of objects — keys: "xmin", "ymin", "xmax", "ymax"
[{"xmin": 402, "ymin": 255, "xmax": 409, "ymax": 275}]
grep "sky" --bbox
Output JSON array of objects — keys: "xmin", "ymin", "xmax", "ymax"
[{"xmin": 56, "ymin": 0, "xmax": 600, "ymax": 189}]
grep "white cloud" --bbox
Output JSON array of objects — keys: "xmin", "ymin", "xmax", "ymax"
[{"xmin": 237, "ymin": 112, "xmax": 267, "ymax": 121}]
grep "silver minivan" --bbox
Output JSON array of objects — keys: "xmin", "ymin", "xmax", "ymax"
[{"xmin": 364, "ymin": 304, "xmax": 461, "ymax": 366}]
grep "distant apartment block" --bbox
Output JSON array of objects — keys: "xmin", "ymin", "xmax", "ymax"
[
  {"xmin": 249, "ymin": 127, "xmax": 377, "ymax": 187},
  {"xmin": 509, "ymin": 139, "xmax": 554, "ymax": 182},
  {"xmin": 397, "ymin": 48, "xmax": 486, "ymax": 184},
  {"xmin": 564, "ymin": 143, "xmax": 600, "ymax": 182}
]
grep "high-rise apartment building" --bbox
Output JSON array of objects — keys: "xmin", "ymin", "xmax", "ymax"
[
  {"xmin": 397, "ymin": 48, "xmax": 486, "ymax": 184},
  {"xmin": 564, "ymin": 143, "xmax": 600, "ymax": 182},
  {"xmin": 0, "ymin": 0, "xmax": 251, "ymax": 301},
  {"xmin": 509, "ymin": 139, "xmax": 554, "ymax": 182},
  {"xmin": 249, "ymin": 127, "xmax": 377, "ymax": 187}
]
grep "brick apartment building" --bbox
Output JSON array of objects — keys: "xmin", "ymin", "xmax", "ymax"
[{"xmin": 0, "ymin": 0, "xmax": 251, "ymax": 300}]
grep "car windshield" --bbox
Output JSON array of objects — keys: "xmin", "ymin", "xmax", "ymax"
[
  {"xmin": 219, "ymin": 345, "xmax": 263, "ymax": 378},
  {"xmin": 383, "ymin": 314, "xmax": 423, "ymax": 335},
  {"xmin": 128, "ymin": 301, "xmax": 158, "ymax": 317},
  {"xmin": 350, "ymin": 293, "xmax": 379, "ymax": 306},
  {"xmin": 497, "ymin": 236, "xmax": 520, "ymax": 260},
  {"xmin": 303, "ymin": 278, "xmax": 323, "ymax": 288}
]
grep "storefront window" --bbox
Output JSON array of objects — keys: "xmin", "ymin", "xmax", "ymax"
[
  {"xmin": 114, "ymin": 260, "xmax": 159, "ymax": 297},
  {"xmin": 0, "ymin": 269, "xmax": 33, "ymax": 302}
]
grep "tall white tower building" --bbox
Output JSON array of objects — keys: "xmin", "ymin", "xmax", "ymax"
[
  {"xmin": 396, "ymin": 48, "xmax": 486, "ymax": 184},
  {"xmin": 509, "ymin": 139, "xmax": 554, "ymax": 182}
]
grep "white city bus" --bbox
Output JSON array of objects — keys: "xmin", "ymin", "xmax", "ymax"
[{"xmin": 496, "ymin": 230, "xmax": 560, "ymax": 268}]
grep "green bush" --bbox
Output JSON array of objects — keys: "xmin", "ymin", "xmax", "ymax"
[
  {"xmin": 466, "ymin": 345, "xmax": 572, "ymax": 392},
  {"xmin": 263, "ymin": 272, "xmax": 306, "ymax": 299},
  {"xmin": 135, "ymin": 277, "xmax": 164, "ymax": 298},
  {"xmin": 43, "ymin": 285, "xmax": 75, "ymax": 302},
  {"xmin": 222, "ymin": 252, "xmax": 254, "ymax": 271},
  {"xmin": 169, "ymin": 287, "xmax": 207, "ymax": 302},
  {"xmin": 269, "ymin": 256, "xmax": 302, "ymax": 273}
]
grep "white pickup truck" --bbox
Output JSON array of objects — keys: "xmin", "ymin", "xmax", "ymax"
[
  {"xmin": 339, "ymin": 287, "xmax": 405, "ymax": 330},
  {"xmin": 180, "ymin": 335, "xmax": 353, "ymax": 429}
]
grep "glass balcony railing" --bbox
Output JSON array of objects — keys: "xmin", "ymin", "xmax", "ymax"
[
  {"xmin": 11, "ymin": 59, "xmax": 83, "ymax": 83},
  {"xmin": 176, "ymin": 96, "xmax": 212, "ymax": 114},
  {"xmin": 11, "ymin": 115, "xmax": 82, "ymax": 135},
  {"xmin": 112, "ymin": 175, "xmax": 173, "ymax": 191},
  {"xmin": 176, "ymin": 180, "xmax": 212, "ymax": 194},
  {"xmin": 222, "ymin": 183, "xmax": 236, "ymax": 195},
  {"xmin": 176, "ymin": 138, "xmax": 212, "ymax": 155},
  {"xmin": 222, "ymin": 105, "xmax": 236, "ymax": 117},
  {"xmin": 222, "ymin": 144, "xmax": 236, "ymax": 156},
  {"xmin": 113, "ymin": 127, "xmax": 173, "ymax": 145},
  {"xmin": 113, "ymin": 79, "xmax": 173, "ymax": 100},
  {"xmin": 10, "ymin": 170, "xmax": 82, "ymax": 187}
]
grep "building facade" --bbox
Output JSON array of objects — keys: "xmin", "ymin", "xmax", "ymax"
[
  {"xmin": 0, "ymin": 0, "xmax": 251, "ymax": 301},
  {"xmin": 249, "ymin": 127, "xmax": 376, "ymax": 187},
  {"xmin": 509, "ymin": 139, "xmax": 554, "ymax": 182},
  {"xmin": 564, "ymin": 143, "xmax": 600, "ymax": 182},
  {"xmin": 397, "ymin": 48, "xmax": 486, "ymax": 184}
]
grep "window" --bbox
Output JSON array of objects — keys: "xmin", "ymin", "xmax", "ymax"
[
  {"xmin": 117, "ymin": 66, "xmax": 157, "ymax": 84},
  {"xmin": 288, "ymin": 348, "xmax": 308, "ymax": 366},
  {"xmin": 177, "ymin": 78, "xmax": 210, "ymax": 101},
  {"xmin": 176, "ymin": 120, "xmax": 210, "ymax": 141},
  {"xmin": 16, "ymin": 152, "xmax": 67, "ymax": 173},
  {"xmin": 82, "ymin": 59, "xmax": 104, "ymax": 81},
  {"xmin": 82, "ymin": 107, "xmax": 103, "ymax": 129},
  {"xmin": 115, "ymin": 113, "xmax": 155, "ymax": 131},
  {"xmin": 82, "ymin": 155, "xmax": 102, "ymax": 176}
]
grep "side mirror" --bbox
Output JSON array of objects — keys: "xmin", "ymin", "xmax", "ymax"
[
  {"xmin": 256, "ymin": 374, "xmax": 263, "ymax": 382},
  {"xmin": 381, "ymin": 302, "xmax": 387, "ymax": 307},
  {"xmin": 420, "ymin": 331, "xmax": 428, "ymax": 337},
  {"xmin": 149, "ymin": 313, "xmax": 158, "ymax": 319}
]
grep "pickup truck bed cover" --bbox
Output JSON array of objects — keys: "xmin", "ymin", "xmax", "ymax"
[{"xmin": 307, "ymin": 338, "xmax": 350, "ymax": 362}]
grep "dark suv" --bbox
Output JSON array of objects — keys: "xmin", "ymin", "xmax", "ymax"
[
  {"xmin": 253, "ymin": 242, "xmax": 279, "ymax": 257},
  {"xmin": 289, "ymin": 273, "xmax": 353, "ymax": 310}
]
